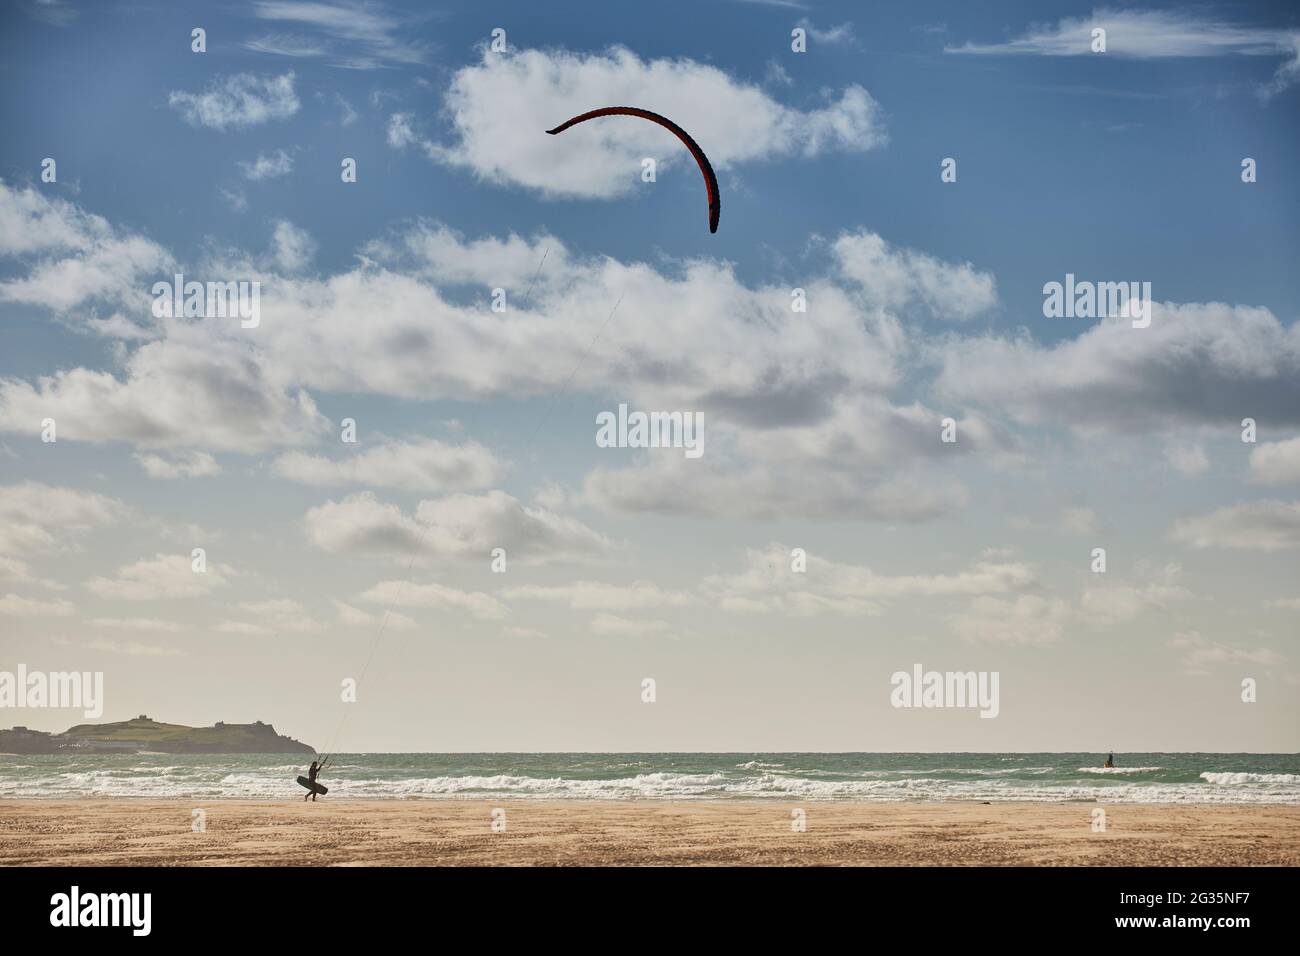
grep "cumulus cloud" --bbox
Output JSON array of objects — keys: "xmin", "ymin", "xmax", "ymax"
[
  {"xmin": 1250, "ymin": 435, "xmax": 1300, "ymax": 485},
  {"xmin": 0, "ymin": 182, "xmax": 171, "ymax": 316},
  {"xmin": 221, "ymin": 598, "xmax": 323, "ymax": 634},
  {"xmin": 358, "ymin": 579, "xmax": 506, "ymax": 620},
  {"xmin": 134, "ymin": 451, "xmax": 221, "ymax": 480},
  {"xmin": 85, "ymin": 553, "xmax": 231, "ymax": 600},
  {"xmin": 833, "ymin": 231, "xmax": 996, "ymax": 321},
  {"xmin": 1167, "ymin": 630, "xmax": 1284, "ymax": 675},
  {"xmin": 304, "ymin": 491, "xmax": 612, "ymax": 564},
  {"xmin": 334, "ymin": 600, "xmax": 416, "ymax": 631},
  {"xmin": 0, "ymin": 183, "xmax": 1012, "ymax": 520},
  {"xmin": 936, "ymin": 302, "xmax": 1300, "ymax": 433},
  {"xmin": 701, "ymin": 544, "xmax": 1037, "ymax": 616},
  {"xmin": 1080, "ymin": 566, "xmax": 1191, "ymax": 625},
  {"xmin": 273, "ymin": 439, "xmax": 503, "ymax": 492},
  {"xmin": 270, "ymin": 220, "xmax": 316, "ymax": 273},
  {"xmin": 168, "ymin": 72, "xmax": 300, "ymax": 130},
  {"xmin": 399, "ymin": 48, "xmax": 885, "ymax": 199},
  {"xmin": 0, "ymin": 482, "xmax": 123, "ymax": 558},
  {"xmin": 0, "ymin": 332, "xmax": 330, "ymax": 452},
  {"xmin": 239, "ymin": 149, "xmax": 295, "ymax": 180},
  {"xmin": 1170, "ymin": 500, "xmax": 1300, "ymax": 552}
]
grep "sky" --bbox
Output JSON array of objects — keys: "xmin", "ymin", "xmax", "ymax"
[{"xmin": 0, "ymin": 0, "xmax": 1297, "ymax": 752}]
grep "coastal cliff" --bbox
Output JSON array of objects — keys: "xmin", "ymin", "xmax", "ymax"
[{"xmin": 0, "ymin": 716, "xmax": 314, "ymax": 754}]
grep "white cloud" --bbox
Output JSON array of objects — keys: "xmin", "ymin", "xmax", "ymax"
[
  {"xmin": 581, "ymin": 453, "xmax": 969, "ymax": 522},
  {"xmin": 0, "ymin": 185, "xmax": 1003, "ymax": 518},
  {"xmin": 764, "ymin": 59, "xmax": 793, "ymax": 86},
  {"xmin": 947, "ymin": 8, "xmax": 1300, "ymax": 100},
  {"xmin": 948, "ymin": 9, "xmax": 1282, "ymax": 57},
  {"xmin": 949, "ymin": 595, "xmax": 1070, "ymax": 646},
  {"xmin": 0, "ymin": 482, "xmax": 123, "ymax": 557},
  {"xmin": 334, "ymin": 600, "xmax": 416, "ymax": 631},
  {"xmin": 273, "ymin": 439, "xmax": 503, "ymax": 492},
  {"xmin": 0, "ymin": 332, "xmax": 330, "ymax": 452},
  {"xmin": 1171, "ymin": 500, "xmax": 1300, "ymax": 552},
  {"xmin": 0, "ymin": 593, "xmax": 75, "ymax": 616},
  {"xmin": 88, "ymin": 617, "xmax": 183, "ymax": 633},
  {"xmin": 221, "ymin": 186, "xmax": 249, "ymax": 213},
  {"xmin": 168, "ymin": 72, "xmax": 300, "ymax": 130},
  {"xmin": 1080, "ymin": 578, "xmax": 1190, "ymax": 625},
  {"xmin": 304, "ymin": 492, "xmax": 426, "ymax": 556},
  {"xmin": 406, "ymin": 48, "xmax": 885, "ymax": 200},
  {"xmin": 1167, "ymin": 630, "xmax": 1284, "ymax": 675},
  {"xmin": 85, "ymin": 553, "xmax": 230, "ymax": 601},
  {"xmin": 83, "ymin": 639, "xmax": 184, "ymax": 657},
  {"xmin": 833, "ymin": 231, "xmax": 996, "ymax": 321},
  {"xmin": 270, "ymin": 220, "xmax": 316, "ymax": 273},
  {"xmin": 0, "ymin": 555, "xmax": 55, "ymax": 589},
  {"xmin": 0, "ymin": 183, "xmax": 171, "ymax": 316},
  {"xmin": 239, "ymin": 149, "xmax": 295, "ymax": 180},
  {"xmin": 415, "ymin": 492, "xmax": 612, "ymax": 563},
  {"xmin": 224, "ymin": 598, "xmax": 323, "ymax": 634},
  {"xmin": 1250, "ymin": 435, "xmax": 1300, "ymax": 485},
  {"xmin": 330, "ymin": 93, "xmax": 358, "ymax": 125},
  {"xmin": 504, "ymin": 581, "xmax": 695, "ymax": 611},
  {"xmin": 701, "ymin": 544, "xmax": 1037, "ymax": 617},
  {"xmin": 0, "ymin": 180, "xmax": 115, "ymax": 256},
  {"xmin": 216, "ymin": 620, "xmax": 274, "ymax": 636},
  {"xmin": 936, "ymin": 302, "xmax": 1300, "ymax": 433},
  {"xmin": 797, "ymin": 19, "xmax": 856, "ymax": 47},
  {"xmin": 134, "ymin": 451, "xmax": 222, "ymax": 480},
  {"xmin": 358, "ymin": 579, "xmax": 506, "ymax": 620},
  {"xmin": 246, "ymin": 1, "xmax": 428, "ymax": 69},
  {"xmin": 304, "ymin": 490, "xmax": 611, "ymax": 565},
  {"xmin": 590, "ymin": 613, "xmax": 672, "ymax": 636}
]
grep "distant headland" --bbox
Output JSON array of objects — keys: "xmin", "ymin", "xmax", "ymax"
[{"xmin": 0, "ymin": 716, "xmax": 315, "ymax": 755}]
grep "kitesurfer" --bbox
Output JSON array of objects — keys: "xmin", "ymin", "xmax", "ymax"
[
  {"xmin": 304, "ymin": 758, "xmax": 324, "ymax": 801},
  {"xmin": 1104, "ymin": 752, "xmax": 1115, "ymax": 769}
]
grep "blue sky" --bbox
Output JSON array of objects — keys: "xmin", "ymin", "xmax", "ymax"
[{"xmin": 0, "ymin": 0, "xmax": 1297, "ymax": 751}]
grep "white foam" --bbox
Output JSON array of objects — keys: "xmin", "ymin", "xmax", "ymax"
[
  {"xmin": 1077, "ymin": 766, "xmax": 1162, "ymax": 774},
  {"xmin": 1200, "ymin": 772, "xmax": 1300, "ymax": 785}
]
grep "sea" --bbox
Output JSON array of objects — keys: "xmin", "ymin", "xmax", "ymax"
[{"xmin": 1, "ymin": 752, "xmax": 1297, "ymax": 803}]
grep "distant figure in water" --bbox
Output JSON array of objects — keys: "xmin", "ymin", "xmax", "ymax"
[
  {"xmin": 1104, "ymin": 753, "xmax": 1115, "ymax": 769},
  {"xmin": 304, "ymin": 759, "xmax": 323, "ymax": 801}
]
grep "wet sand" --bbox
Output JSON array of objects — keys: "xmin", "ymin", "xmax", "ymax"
[{"xmin": 1, "ymin": 800, "xmax": 1296, "ymax": 866}]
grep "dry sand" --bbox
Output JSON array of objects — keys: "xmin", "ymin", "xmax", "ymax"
[{"xmin": 1, "ymin": 800, "xmax": 1296, "ymax": 866}]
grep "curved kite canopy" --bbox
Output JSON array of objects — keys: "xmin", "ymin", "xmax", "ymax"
[{"xmin": 546, "ymin": 107, "xmax": 720, "ymax": 234}]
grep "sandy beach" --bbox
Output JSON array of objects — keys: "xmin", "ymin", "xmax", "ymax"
[{"xmin": 1, "ymin": 800, "xmax": 1297, "ymax": 866}]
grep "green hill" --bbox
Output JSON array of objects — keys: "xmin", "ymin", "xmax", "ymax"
[{"xmin": 7, "ymin": 715, "xmax": 316, "ymax": 754}]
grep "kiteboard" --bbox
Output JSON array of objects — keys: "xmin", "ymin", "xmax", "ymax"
[{"xmin": 297, "ymin": 776, "xmax": 328, "ymax": 795}]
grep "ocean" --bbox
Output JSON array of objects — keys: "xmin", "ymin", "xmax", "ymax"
[{"xmin": 1, "ymin": 752, "xmax": 1297, "ymax": 802}]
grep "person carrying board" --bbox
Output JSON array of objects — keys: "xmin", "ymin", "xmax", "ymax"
[{"xmin": 301, "ymin": 756, "xmax": 329, "ymax": 801}]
